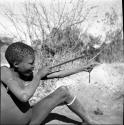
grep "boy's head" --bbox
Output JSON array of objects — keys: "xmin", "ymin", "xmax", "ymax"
[{"xmin": 5, "ymin": 42, "xmax": 35, "ymax": 68}]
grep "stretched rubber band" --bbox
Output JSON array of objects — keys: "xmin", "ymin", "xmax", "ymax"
[{"xmin": 67, "ymin": 96, "xmax": 76, "ymax": 106}]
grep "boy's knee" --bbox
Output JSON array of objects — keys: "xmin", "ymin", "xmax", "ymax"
[
  {"xmin": 57, "ymin": 86, "xmax": 75, "ymax": 104},
  {"xmin": 59, "ymin": 86, "xmax": 69, "ymax": 91},
  {"xmin": 56, "ymin": 86, "xmax": 70, "ymax": 98}
]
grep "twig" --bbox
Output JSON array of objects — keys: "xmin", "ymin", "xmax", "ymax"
[
  {"xmin": 50, "ymin": 45, "xmax": 104, "ymax": 69},
  {"xmin": 50, "ymin": 54, "xmax": 85, "ymax": 69}
]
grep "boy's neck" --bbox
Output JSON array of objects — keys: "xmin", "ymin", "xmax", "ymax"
[
  {"xmin": 19, "ymin": 73, "xmax": 33, "ymax": 81},
  {"xmin": 10, "ymin": 67, "xmax": 33, "ymax": 81},
  {"xmin": 10, "ymin": 67, "xmax": 19, "ymax": 77}
]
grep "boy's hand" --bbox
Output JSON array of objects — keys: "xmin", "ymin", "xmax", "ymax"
[{"xmin": 37, "ymin": 67, "xmax": 51, "ymax": 79}]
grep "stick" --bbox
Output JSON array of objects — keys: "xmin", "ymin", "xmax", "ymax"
[
  {"xmin": 50, "ymin": 47, "xmax": 103, "ymax": 70},
  {"xmin": 49, "ymin": 54, "xmax": 85, "ymax": 69}
]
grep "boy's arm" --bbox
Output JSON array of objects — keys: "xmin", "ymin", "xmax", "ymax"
[
  {"xmin": 1, "ymin": 66, "xmax": 49, "ymax": 102},
  {"xmin": 23, "ymin": 67, "xmax": 50, "ymax": 101},
  {"xmin": 46, "ymin": 66, "xmax": 88, "ymax": 79},
  {"xmin": 46, "ymin": 62, "xmax": 99, "ymax": 79}
]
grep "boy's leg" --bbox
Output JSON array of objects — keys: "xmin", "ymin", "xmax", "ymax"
[
  {"xmin": 62, "ymin": 87, "xmax": 91, "ymax": 124},
  {"xmin": 66, "ymin": 97, "xmax": 91, "ymax": 124},
  {"xmin": 29, "ymin": 86, "xmax": 91, "ymax": 125},
  {"xmin": 29, "ymin": 86, "xmax": 69, "ymax": 125}
]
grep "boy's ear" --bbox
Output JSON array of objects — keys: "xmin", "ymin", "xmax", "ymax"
[{"xmin": 13, "ymin": 61, "xmax": 19, "ymax": 68}]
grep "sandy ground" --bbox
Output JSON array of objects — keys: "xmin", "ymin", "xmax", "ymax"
[{"xmin": 30, "ymin": 63, "xmax": 124, "ymax": 125}]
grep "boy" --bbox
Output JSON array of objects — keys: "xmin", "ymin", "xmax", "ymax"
[{"xmin": 1, "ymin": 42, "xmax": 92, "ymax": 125}]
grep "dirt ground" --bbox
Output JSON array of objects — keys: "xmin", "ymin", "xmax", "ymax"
[{"xmin": 30, "ymin": 63, "xmax": 124, "ymax": 125}]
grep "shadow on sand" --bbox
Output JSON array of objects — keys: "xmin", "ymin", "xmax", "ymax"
[{"xmin": 42, "ymin": 113, "xmax": 82, "ymax": 125}]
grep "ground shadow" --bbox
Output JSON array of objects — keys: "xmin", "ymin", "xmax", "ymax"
[{"xmin": 42, "ymin": 113, "xmax": 82, "ymax": 125}]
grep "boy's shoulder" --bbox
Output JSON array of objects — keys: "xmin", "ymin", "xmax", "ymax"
[
  {"xmin": 1, "ymin": 66, "xmax": 10, "ymax": 73},
  {"xmin": 1, "ymin": 66, "xmax": 12, "ymax": 80}
]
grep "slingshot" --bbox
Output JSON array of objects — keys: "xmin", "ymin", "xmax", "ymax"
[{"xmin": 46, "ymin": 48, "xmax": 103, "ymax": 83}]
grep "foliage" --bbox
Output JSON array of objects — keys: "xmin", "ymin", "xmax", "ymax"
[
  {"xmin": 1, "ymin": 0, "xmax": 123, "ymax": 68},
  {"xmin": 100, "ymin": 28, "xmax": 123, "ymax": 63}
]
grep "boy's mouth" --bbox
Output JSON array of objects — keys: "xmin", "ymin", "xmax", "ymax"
[
  {"xmin": 26, "ymin": 70, "xmax": 33, "ymax": 75},
  {"xmin": 22, "ymin": 70, "xmax": 33, "ymax": 76},
  {"xmin": 26, "ymin": 69, "xmax": 33, "ymax": 73}
]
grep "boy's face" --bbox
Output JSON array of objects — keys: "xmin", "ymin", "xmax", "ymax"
[{"xmin": 15, "ymin": 55, "xmax": 35, "ymax": 77}]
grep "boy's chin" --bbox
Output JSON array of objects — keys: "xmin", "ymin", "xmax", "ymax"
[{"xmin": 20, "ymin": 72, "xmax": 33, "ymax": 81}]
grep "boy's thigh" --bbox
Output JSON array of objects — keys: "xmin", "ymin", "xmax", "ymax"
[
  {"xmin": 48, "ymin": 86, "xmax": 69, "ymax": 99},
  {"xmin": 47, "ymin": 86, "xmax": 71, "ymax": 104},
  {"xmin": 33, "ymin": 86, "xmax": 68, "ymax": 110}
]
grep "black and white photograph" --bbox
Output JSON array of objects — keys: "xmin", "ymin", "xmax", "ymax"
[{"xmin": 0, "ymin": 0, "xmax": 123, "ymax": 125}]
